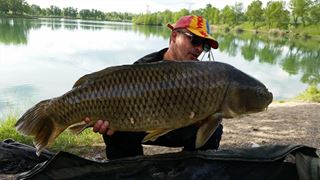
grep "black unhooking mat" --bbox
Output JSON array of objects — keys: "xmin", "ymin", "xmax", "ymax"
[
  {"xmin": 0, "ymin": 139, "xmax": 53, "ymax": 174},
  {"xmin": 13, "ymin": 143, "xmax": 319, "ymax": 180}
]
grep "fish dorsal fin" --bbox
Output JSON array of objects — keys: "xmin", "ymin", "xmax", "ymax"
[
  {"xmin": 142, "ymin": 129, "xmax": 173, "ymax": 142},
  {"xmin": 195, "ymin": 113, "xmax": 223, "ymax": 148},
  {"xmin": 72, "ymin": 65, "xmax": 131, "ymax": 88},
  {"xmin": 72, "ymin": 74, "xmax": 90, "ymax": 88}
]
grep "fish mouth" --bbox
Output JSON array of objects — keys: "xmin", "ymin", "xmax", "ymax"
[
  {"xmin": 258, "ymin": 88, "xmax": 273, "ymax": 104},
  {"xmin": 247, "ymin": 107, "xmax": 269, "ymax": 113}
]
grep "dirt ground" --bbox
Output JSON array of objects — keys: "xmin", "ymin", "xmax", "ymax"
[
  {"xmin": 83, "ymin": 101, "xmax": 320, "ymax": 161},
  {"xmin": 221, "ymin": 101, "xmax": 320, "ymax": 150}
]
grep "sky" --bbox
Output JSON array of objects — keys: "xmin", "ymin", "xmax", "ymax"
[{"xmin": 25, "ymin": 0, "xmax": 290, "ymax": 14}]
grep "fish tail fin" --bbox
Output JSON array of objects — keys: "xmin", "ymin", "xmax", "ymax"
[{"xmin": 15, "ymin": 99, "xmax": 61, "ymax": 155}]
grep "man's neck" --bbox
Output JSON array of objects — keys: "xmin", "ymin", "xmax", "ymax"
[{"xmin": 163, "ymin": 49, "xmax": 176, "ymax": 61}]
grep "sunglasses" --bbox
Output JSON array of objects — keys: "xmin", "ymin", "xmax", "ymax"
[{"xmin": 176, "ymin": 30, "xmax": 211, "ymax": 52}]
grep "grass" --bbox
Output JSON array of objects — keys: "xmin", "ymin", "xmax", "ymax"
[
  {"xmin": 217, "ymin": 22, "xmax": 320, "ymax": 40},
  {"xmin": 0, "ymin": 115, "xmax": 104, "ymax": 155},
  {"xmin": 289, "ymin": 24, "xmax": 320, "ymax": 36},
  {"xmin": 296, "ymin": 85, "xmax": 320, "ymax": 103}
]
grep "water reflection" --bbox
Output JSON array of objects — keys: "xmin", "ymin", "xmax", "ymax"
[
  {"xmin": 0, "ymin": 18, "xmax": 318, "ymax": 87},
  {"xmin": 215, "ymin": 32, "xmax": 320, "ymax": 86},
  {"xmin": 0, "ymin": 18, "xmax": 136, "ymax": 39},
  {"xmin": 0, "ymin": 18, "xmax": 29, "ymax": 45},
  {"xmin": 132, "ymin": 25, "xmax": 170, "ymax": 39}
]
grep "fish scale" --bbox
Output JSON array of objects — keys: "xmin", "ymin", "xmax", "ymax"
[{"xmin": 15, "ymin": 61, "xmax": 273, "ymax": 155}]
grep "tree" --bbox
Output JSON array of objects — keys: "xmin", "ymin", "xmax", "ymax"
[
  {"xmin": 162, "ymin": 9, "xmax": 173, "ymax": 24},
  {"xmin": 0, "ymin": 0, "xmax": 10, "ymax": 14},
  {"xmin": 203, "ymin": 4, "xmax": 219, "ymax": 24},
  {"xmin": 79, "ymin": 9, "xmax": 91, "ymax": 19},
  {"xmin": 48, "ymin": 5, "xmax": 62, "ymax": 16},
  {"xmin": 9, "ymin": 0, "xmax": 26, "ymax": 14},
  {"xmin": 213, "ymin": 9, "xmax": 220, "ymax": 24},
  {"xmin": 307, "ymin": 2, "xmax": 320, "ymax": 24},
  {"xmin": 220, "ymin": 5, "xmax": 235, "ymax": 25},
  {"xmin": 29, "ymin": 4, "xmax": 42, "ymax": 16},
  {"xmin": 289, "ymin": 0, "xmax": 312, "ymax": 26},
  {"xmin": 233, "ymin": 2, "xmax": 245, "ymax": 24},
  {"xmin": 173, "ymin": 9, "xmax": 189, "ymax": 22},
  {"xmin": 45, "ymin": 5, "xmax": 61, "ymax": 16},
  {"xmin": 264, "ymin": 1, "xmax": 290, "ymax": 29},
  {"xmin": 246, "ymin": 0, "xmax": 264, "ymax": 27},
  {"xmin": 63, "ymin": 7, "xmax": 78, "ymax": 18}
]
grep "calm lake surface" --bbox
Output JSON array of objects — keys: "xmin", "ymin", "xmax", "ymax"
[{"xmin": 0, "ymin": 18, "xmax": 319, "ymax": 119}]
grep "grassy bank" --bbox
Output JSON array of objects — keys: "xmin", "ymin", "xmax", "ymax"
[
  {"xmin": 213, "ymin": 23, "xmax": 320, "ymax": 40},
  {"xmin": 0, "ymin": 14, "xmax": 37, "ymax": 19},
  {"xmin": 0, "ymin": 116, "xmax": 104, "ymax": 155},
  {"xmin": 296, "ymin": 86, "xmax": 320, "ymax": 103}
]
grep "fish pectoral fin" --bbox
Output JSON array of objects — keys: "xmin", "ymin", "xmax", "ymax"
[
  {"xmin": 68, "ymin": 121, "xmax": 93, "ymax": 134},
  {"xmin": 142, "ymin": 129, "xmax": 173, "ymax": 142},
  {"xmin": 195, "ymin": 113, "xmax": 223, "ymax": 149}
]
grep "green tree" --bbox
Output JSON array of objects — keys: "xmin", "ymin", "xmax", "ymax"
[
  {"xmin": 29, "ymin": 4, "xmax": 42, "ymax": 16},
  {"xmin": 233, "ymin": 2, "xmax": 245, "ymax": 24},
  {"xmin": 48, "ymin": 5, "xmax": 62, "ymax": 16},
  {"xmin": 202, "ymin": 4, "xmax": 219, "ymax": 24},
  {"xmin": 79, "ymin": 9, "xmax": 91, "ymax": 19},
  {"xmin": 213, "ymin": 10, "xmax": 220, "ymax": 24},
  {"xmin": 162, "ymin": 9, "xmax": 173, "ymax": 24},
  {"xmin": 9, "ymin": 0, "xmax": 27, "ymax": 14},
  {"xmin": 63, "ymin": 7, "xmax": 78, "ymax": 18},
  {"xmin": 306, "ymin": 2, "xmax": 320, "ymax": 24},
  {"xmin": 289, "ymin": 0, "xmax": 312, "ymax": 26},
  {"xmin": 173, "ymin": 8, "xmax": 189, "ymax": 22},
  {"xmin": 45, "ymin": 6, "xmax": 57, "ymax": 16},
  {"xmin": 220, "ymin": 5, "xmax": 235, "ymax": 25},
  {"xmin": 246, "ymin": 0, "xmax": 264, "ymax": 27},
  {"xmin": 0, "ymin": 0, "xmax": 10, "ymax": 14},
  {"xmin": 264, "ymin": 1, "xmax": 290, "ymax": 29}
]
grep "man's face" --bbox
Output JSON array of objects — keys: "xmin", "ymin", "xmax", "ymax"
[{"xmin": 171, "ymin": 29, "xmax": 210, "ymax": 61}]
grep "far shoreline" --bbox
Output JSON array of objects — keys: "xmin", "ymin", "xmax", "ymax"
[{"xmin": 1, "ymin": 15, "xmax": 319, "ymax": 40}]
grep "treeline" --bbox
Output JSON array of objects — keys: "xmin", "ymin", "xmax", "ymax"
[
  {"xmin": 133, "ymin": 0, "xmax": 319, "ymax": 29},
  {"xmin": 0, "ymin": 0, "xmax": 319, "ymax": 28},
  {"xmin": 0, "ymin": 0, "xmax": 134, "ymax": 21}
]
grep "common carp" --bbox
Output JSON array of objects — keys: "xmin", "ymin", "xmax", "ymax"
[{"xmin": 15, "ymin": 61, "xmax": 273, "ymax": 155}]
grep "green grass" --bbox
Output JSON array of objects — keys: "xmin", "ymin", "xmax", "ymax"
[
  {"xmin": 289, "ymin": 25, "xmax": 320, "ymax": 36},
  {"xmin": 296, "ymin": 86, "xmax": 320, "ymax": 103},
  {"xmin": 218, "ymin": 22, "xmax": 320, "ymax": 39},
  {"xmin": 0, "ymin": 115, "xmax": 33, "ymax": 145},
  {"xmin": 0, "ymin": 115, "xmax": 104, "ymax": 155}
]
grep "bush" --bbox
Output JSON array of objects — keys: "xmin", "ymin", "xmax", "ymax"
[{"xmin": 296, "ymin": 86, "xmax": 320, "ymax": 103}]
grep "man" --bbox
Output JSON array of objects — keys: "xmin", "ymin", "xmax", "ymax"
[{"xmin": 85, "ymin": 15, "xmax": 223, "ymax": 160}]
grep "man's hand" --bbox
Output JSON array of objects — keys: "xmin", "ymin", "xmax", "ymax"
[{"xmin": 84, "ymin": 117, "xmax": 114, "ymax": 136}]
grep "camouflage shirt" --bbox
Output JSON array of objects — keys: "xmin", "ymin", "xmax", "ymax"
[{"xmin": 134, "ymin": 48, "xmax": 168, "ymax": 64}]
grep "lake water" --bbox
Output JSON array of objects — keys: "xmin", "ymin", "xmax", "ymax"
[{"xmin": 0, "ymin": 18, "xmax": 319, "ymax": 119}]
